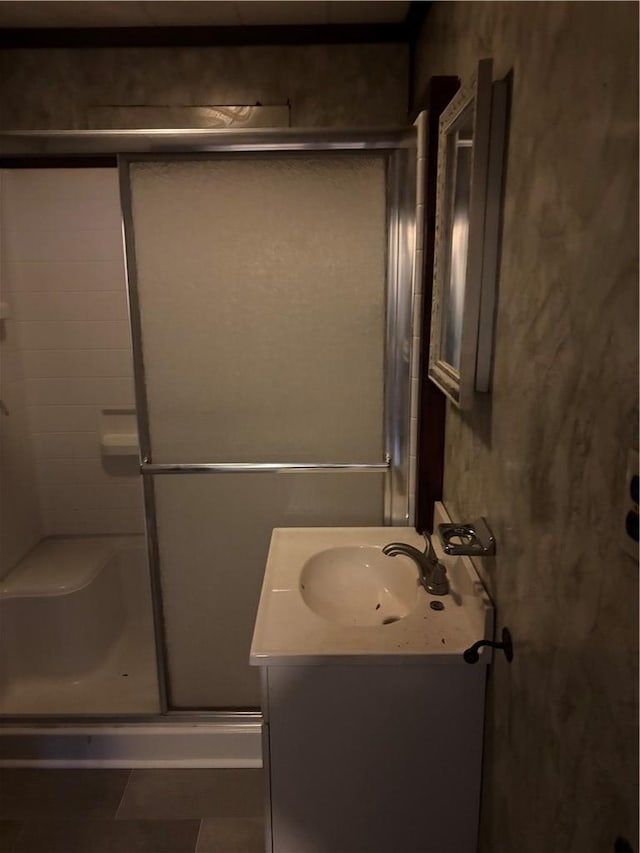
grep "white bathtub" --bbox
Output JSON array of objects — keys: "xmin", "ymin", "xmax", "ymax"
[
  {"xmin": 0, "ymin": 537, "xmax": 261, "ymax": 764},
  {"xmin": 0, "ymin": 538, "xmax": 126, "ymax": 687},
  {"xmin": 0, "ymin": 536, "xmax": 160, "ymax": 714}
]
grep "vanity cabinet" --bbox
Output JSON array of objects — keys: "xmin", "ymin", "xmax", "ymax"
[
  {"xmin": 259, "ymin": 662, "xmax": 486, "ymax": 853},
  {"xmin": 250, "ymin": 514, "xmax": 493, "ymax": 853}
]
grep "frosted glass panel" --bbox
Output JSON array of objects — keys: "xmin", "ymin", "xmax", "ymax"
[
  {"xmin": 129, "ymin": 156, "xmax": 387, "ymax": 463},
  {"xmin": 126, "ymin": 154, "xmax": 390, "ymax": 710},
  {"xmin": 154, "ymin": 473, "xmax": 384, "ymax": 708}
]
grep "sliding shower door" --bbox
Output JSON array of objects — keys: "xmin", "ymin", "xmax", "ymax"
[{"xmin": 122, "ymin": 150, "xmax": 411, "ymax": 709}]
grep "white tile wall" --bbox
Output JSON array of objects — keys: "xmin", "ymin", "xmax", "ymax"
[
  {"xmin": 10, "ymin": 291, "xmax": 129, "ymax": 321},
  {"xmin": 5, "ymin": 259, "xmax": 127, "ymax": 292},
  {"xmin": 15, "ymin": 320, "xmax": 132, "ymax": 350},
  {"xmin": 21, "ymin": 349, "xmax": 134, "ymax": 379},
  {"xmin": 31, "ymin": 431, "xmax": 100, "ymax": 459},
  {"xmin": 3, "ymin": 226, "xmax": 123, "ymax": 262},
  {"xmin": 25, "ymin": 377, "xmax": 135, "ymax": 407},
  {"xmin": 1, "ymin": 168, "xmax": 144, "ymax": 537}
]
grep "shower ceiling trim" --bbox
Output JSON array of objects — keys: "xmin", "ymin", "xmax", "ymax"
[{"xmin": 0, "ymin": 127, "xmax": 416, "ymax": 157}]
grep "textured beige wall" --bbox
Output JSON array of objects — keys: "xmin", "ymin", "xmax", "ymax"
[
  {"xmin": 414, "ymin": 3, "xmax": 638, "ymax": 852},
  {"xmin": 0, "ymin": 43, "xmax": 408, "ymax": 129}
]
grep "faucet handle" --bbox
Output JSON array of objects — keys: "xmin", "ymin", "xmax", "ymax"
[
  {"xmin": 421, "ymin": 529, "xmax": 438, "ymax": 555},
  {"xmin": 425, "ymin": 560, "xmax": 448, "ymax": 596},
  {"xmin": 421, "ymin": 531, "xmax": 441, "ymax": 568}
]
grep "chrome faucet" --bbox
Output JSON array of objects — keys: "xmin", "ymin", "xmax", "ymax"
[{"xmin": 382, "ymin": 532, "xmax": 449, "ymax": 596}]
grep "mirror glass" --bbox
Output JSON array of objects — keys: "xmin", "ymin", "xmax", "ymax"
[{"xmin": 441, "ymin": 102, "xmax": 474, "ymax": 371}]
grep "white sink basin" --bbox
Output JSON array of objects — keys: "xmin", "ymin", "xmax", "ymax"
[
  {"xmin": 299, "ymin": 545, "xmax": 419, "ymax": 627},
  {"xmin": 250, "ymin": 511, "xmax": 494, "ymax": 665}
]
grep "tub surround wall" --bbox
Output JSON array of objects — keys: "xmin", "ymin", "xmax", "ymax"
[
  {"xmin": 1, "ymin": 168, "xmax": 144, "ymax": 537},
  {"xmin": 0, "ymin": 43, "xmax": 408, "ymax": 130},
  {"xmin": 413, "ymin": 3, "xmax": 638, "ymax": 851},
  {"xmin": 0, "ymin": 174, "xmax": 42, "ymax": 577}
]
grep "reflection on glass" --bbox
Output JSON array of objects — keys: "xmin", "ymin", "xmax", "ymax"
[{"xmin": 441, "ymin": 104, "xmax": 474, "ymax": 372}]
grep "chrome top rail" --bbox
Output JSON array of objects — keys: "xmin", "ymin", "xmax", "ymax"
[
  {"xmin": 0, "ymin": 127, "xmax": 416, "ymax": 157},
  {"xmin": 141, "ymin": 459, "xmax": 390, "ymax": 475}
]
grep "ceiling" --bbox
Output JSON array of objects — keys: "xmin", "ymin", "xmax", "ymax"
[{"xmin": 0, "ymin": 1, "xmax": 413, "ymax": 28}]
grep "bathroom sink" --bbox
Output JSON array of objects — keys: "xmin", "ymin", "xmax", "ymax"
[
  {"xmin": 299, "ymin": 545, "xmax": 419, "ymax": 627},
  {"xmin": 250, "ymin": 511, "xmax": 494, "ymax": 665},
  {"xmin": 251, "ymin": 509, "xmax": 493, "ymax": 853}
]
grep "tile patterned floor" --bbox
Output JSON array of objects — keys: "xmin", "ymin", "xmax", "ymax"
[{"xmin": 0, "ymin": 768, "xmax": 265, "ymax": 852}]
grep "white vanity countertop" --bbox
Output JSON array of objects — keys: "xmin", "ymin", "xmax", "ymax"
[{"xmin": 250, "ymin": 517, "xmax": 494, "ymax": 667}]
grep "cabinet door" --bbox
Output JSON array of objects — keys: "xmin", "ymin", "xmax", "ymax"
[{"xmin": 266, "ymin": 664, "xmax": 486, "ymax": 853}]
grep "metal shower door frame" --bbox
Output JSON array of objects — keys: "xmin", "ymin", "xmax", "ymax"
[
  {"xmin": 120, "ymin": 140, "xmax": 416, "ymax": 714},
  {"xmin": 0, "ymin": 128, "xmax": 416, "ymax": 721}
]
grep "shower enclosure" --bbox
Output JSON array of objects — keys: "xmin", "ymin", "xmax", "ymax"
[
  {"xmin": 0, "ymin": 129, "xmax": 416, "ymax": 750},
  {"xmin": 0, "ymin": 165, "xmax": 159, "ymax": 717}
]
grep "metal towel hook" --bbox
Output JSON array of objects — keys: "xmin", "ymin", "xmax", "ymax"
[{"xmin": 463, "ymin": 627, "xmax": 513, "ymax": 664}]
